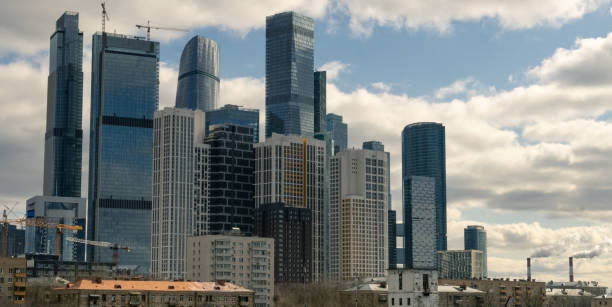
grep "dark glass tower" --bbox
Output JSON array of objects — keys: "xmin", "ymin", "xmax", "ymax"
[
  {"xmin": 464, "ymin": 225, "xmax": 487, "ymax": 278},
  {"xmin": 205, "ymin": 104, "xmax": 259, "ymax": 143},
  {"xmin": 205, "ymin": 124, "xmax": 256, "ymax": 235},
  {"xmin": 265, "ymin": 11, "xmax": 314, "ymax": 138},
  {"xmin": 314, "ymin": 71, "xmax": 326, "ymax": 134},
  {"xmin": 326, "ymin": 113, "xmax": 347, "ymax": 153},
  {"xmin": 43, "ymin": 12, "xmax": 83, "ymax": 197},
  {"xmin": 175, "ymin": 35, "xmax": 219, "ymax": 111},
  {"xmin": 402, "ymin": 122, "xmax": 447, "ymax": 251},
  {"xmin": 88, "ymin": 32, "xmax": 159, "ymax": 272}
]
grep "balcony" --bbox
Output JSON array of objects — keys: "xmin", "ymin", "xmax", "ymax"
[{"xmin": 14, "ymin": 282, "xmax": 26, "ymax": 287}]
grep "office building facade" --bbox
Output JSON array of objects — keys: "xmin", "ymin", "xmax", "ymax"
[
  {"xmin": 254, "ymin": 134, "xmax": 326, "ymax": 281},
  {"xmin": 314, "ymin": 71, "xmax": 326, "ymax": 134},
  {"xmin": 88, "ymin": 32, "xmax": 159, "ymax": 271},
  {"xmin": 175, "ymin": 35, "xmax": 219, "ymax": 111},
  {"xmin": 329, "ymin": 149, "xmax": 388, "ymax": 280},
  {"xmin": 437, "ymin": 250, "xmax": 483, "ymax": 279},
  {"xmin": 0, "ymin": 225, "xmax": 25, "ymax": 257},
  {"xmin": 326, "ymin": 113, "xmax": 347, "ymax": 153},
  {"xmin": 255, "ymin": 202, "xmax": 312, "ymax": 284},
  {"xmin": 205, "ymin": 124, "xmax": 256, "ymax": 235},
  {"xmin": 464, "ymin": 225, "xmax": 487, "ymax": 278},
  {"xmin": 206, "ymin": 104, "xmax": 260, "ymax": 143},
  {"xmin": 186, "ymin": 233, "xmax": 274, "ymax": 307},
  {"xmin": 43, "ymin": 12, "xmax": 83, "ymax": 198},
  {"xmin": 25, "ymin": 195, "xmax": 86, "ymax": 261},
  {"xmin": 404, "ymin": 176, "xmax": 436, "ymax": 270},
  {"xmin": 151, "ymin": 108, "xmax": 208, "ymax": 280},
  {"xmin": 265, "ymin": 12, "xmax": 315, "ymax": 138},
  {"xmin": 388, "ymin": 209, "xmax": 397, "ymax": 269},
  {"xmin": 402, "ymin": 122, "xmax": 447, "ymax": 251}
]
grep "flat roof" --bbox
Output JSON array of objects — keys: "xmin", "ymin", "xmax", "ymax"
[{"xmin": 61, "ymin": 280, "xmax": 253, "ymax": 293}]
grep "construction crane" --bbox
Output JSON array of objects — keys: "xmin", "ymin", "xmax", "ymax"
[
  {"xmin": 101, "ymin": 0, "xmax": 110, "ymax": 32},
  {"xmin": 66, "ymin": 237, "xmax": 129, "ymax": 266},
  {"xmin": 135, "ymin": 20, "xmax": 188, "ymax": 40},
  {"xmin": 1, "ymin": 211, "xmax": 82, "ymax": 257}
]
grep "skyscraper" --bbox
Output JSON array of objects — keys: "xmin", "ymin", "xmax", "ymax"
[
  {"xmin": 464, "ymin": 225, "xmax": 487, "ymax": 278},
  {"xmin": 151, "ymin": 108, "xmax": 208, "ymax": 280},
  {"xmin": 265, "ymin": 12, "xmax": 315, "ymax": 138},
  {"xmin": 88, "ymin": 32, "xmax": 159, "ymax": 271},
  {"xmin": 43, "ymin": 12, "xmax": 83, "ymax": 197},
  {"xmin": 437, "ymin": 250, "xmax": 483, "ymax": 279},
  {"xmin": 404, "ymin": 176, "xmax": 436, "ymax": 269},
  {"xmin": 205, "ymin": 124, "xmax": 256, "ymax": 235},
  {"xmin": 326, "ymin": 113, "xmax": 347, "ymax": 153},
  {"xmin": 314, "ymin": 71, "xmax": 326, "ymax": 134},
  {"xmin": 329, "ymin": 149, "xmax": 388, "ymax": 280},
  {"xmin": 402, "ymin": 122, "xmax": 446, "ymax": 251},
  {"xmin": 205, "ymin": 104, "xmax": 259, "ymax": 143},
  {"xmin": 254, "ymin": 134, "xmax": 326, "ymax": 281},
  {"xmin": 175, "ymin": 35, "xmax": 219, "ymax": 111}
]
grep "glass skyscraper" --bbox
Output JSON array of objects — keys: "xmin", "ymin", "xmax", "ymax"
[
  {"xmin": 464, "ymin": 225, "xmax": 487, "ymax": 278},
  {"xmin": 175, "ymin": 35, "xmax": 219, "ymax": 111},
  {"xmin": 402, "ymin": 122, "xmax": 447, "ymax": 251},
  {"xmin": 43, "ymin": 12, "xmax": 83, "ymax": 197},
  {"xmin": 88, "ymin": 32, "xmax": 159, "ymax": 272},
  {"xmin": 205, "ymin": 104, "xmax": 260, "ymax": 143},
  {"xmin": 314, "ymin": 71, "xmax": 326, "ymax": 134},
  {"xmin": 403, "ymin": 176, "xmax": 436, "ymax": 269},
  {"xmin": 265, "ymin": 12, "xmax": 315, "ymax": 138},
  {"xmin": 327, "ymin": 113, "xmax": 348, "ymax": 153}
]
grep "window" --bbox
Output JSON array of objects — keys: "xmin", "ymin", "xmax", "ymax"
[
  {"xmin": 398, "ymin": 272, "xmax": 403, "ymax": 290},
  {"xmin": 391, "ymin": 297, "xmax": 395, "ymax": 305},
  {"xmin": 400, "ymin": 297, "xmax": 403, "ymax": 305}
]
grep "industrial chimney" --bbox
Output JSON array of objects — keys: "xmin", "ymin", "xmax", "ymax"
[
  {"xmin": 527, "ymin": 258, "xmax": 532, "ymax": 281},
  {"xmin": 569, "ymin": 257, "xmax": 574, "ymax": 282}
]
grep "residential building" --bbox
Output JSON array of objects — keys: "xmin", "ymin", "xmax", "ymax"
[
  {"xmin": 88, "ymin": 32, "xmax": 159, "ymax": 271},
  {"xmin": 25, "ymin": 254, "xmax": 135, "ymax": 281},
  {"xmin": 465, "ymin": 225, "xmax": 487, "ymax": 278},
  {"xmin": 0, "ymin": 225, "xmax": 24, "ymax": 257},
  {"xmin": 0, "ymin": 257, "xmax": 26, "ymax": 306},
  {"xmin": 254, "ymin": 134, "xmax": 326, "ymax": 281},
  {"xmin": 326, "ymin": 113, "xmax": 347, "ymax": 153},
  {"xmin": 265, "ymin": 12, "xmax": 315, "ymax": 138},
  {"xmin": 546, "ymin": 288, "xmax": 592, "ymax": 307},
  {"xmin": 437, "ymin": 250, "xmax": 483, "ymax": 279},
  {"xmin": 329, "ymin": 149, "xmax": 388, "ymax": 280},
  {"xmin": 175, "ymin": 35, "xmax": 219, "ymax": 112},
  {"xmin": 151, "ymin": 108, "xmax": 208, "ymax": 280},
  {"xmin": 206, "ymin": 104, "xmax": 260, "ymax": 143},
  {"xmin": 439, "ymin": 278, "xmax": 547, "ymax": 307},
  {"xmin": 43, "ymin": 12, "xmax": 83, "ymax": 198},
  {"xmin": 340, "ymin": 280, "xmax": 388, "ymax": 307},
  {"xmin": 314, "ymin": 71, "xmax": 326, "ymax": 134},
  {"xmin": 255, "ymin": 202, "xmax": 312, "ymax": 284},
  {"xmin": 315, "ymin": 131, "xmax": 334, "ymax": 275},
  {"xmin": 186, "ymin": 231, "xmax": 274, "ymax": 307},
  {"xmin": 402, "ymin": 122, "xmax": 447, "ymax": 251},
  {"xmin": 592, "ymin": 295, "xmax": 612, "ymax": 306},
  {"xmin": 50, "ymin": 279, "xmax": 254, "ymax": 307},
  {"xmin": 438, "ymin": 285, "xmax": 485, "ymax": 307},
  {"xmin": 205, "ymin": 124, "xmax": 256, "ymax": 235},
  {"xmin": 546, "ymin": 281, "xmax": 608, "ymax": 296},
  {"xmin": 25, "ymin": 195, "xmax": 86, "ymax": 261},
  {"xmin": 388, "ymin": 210, "xmax": 397, "ymax": 269},
  {"xmin": 387, "ymin": 268, "xmax": 439, "ymax": 307},
  {"xmin": 404, "ymin": 176, "xmax": 436, "ymax": 269}
]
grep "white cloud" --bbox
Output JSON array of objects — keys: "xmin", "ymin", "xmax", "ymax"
[
  {"xmin": 318, "ymin": 60, "xmax": 349, "ymax": 81},
  {"xmin": 336, "ymin": 0, "xmax": 612, "ymax": 36},
  {"xmin": 371, "ymin": 82, "xmax": 390, "ymax": 92}
]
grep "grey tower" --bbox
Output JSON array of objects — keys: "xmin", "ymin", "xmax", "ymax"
[
  {"xmin": 265, "ymin": 12, "xmax": 315, "ymax": 138},
  {"xmin": 314, "ymin": 71, "xmax": 326, "ymax": 134},
  {"xmin": 43, "ymin": 12, "xmax": 83, "ymax": 197},
  {"xmin": 464, "ymin": 225, "xmax": 487, "ymax": 278},
  {"xmin": 176, "ymin": 35, "xmax": 219, "ymax": 111}
]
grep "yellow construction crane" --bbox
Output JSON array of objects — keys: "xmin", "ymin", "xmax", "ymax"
[
  {"xmin": 1, "ymin": 209, "xmax": 82, "ymax": 257},
  {"xmin": 66, "ymin": 237, "xmax": 129, "ymax": 266},
  {"xmin": 135, "ymin": 20, "xmax": 188, "ymax": 40}
]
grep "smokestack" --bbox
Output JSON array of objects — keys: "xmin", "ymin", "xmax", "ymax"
[
  {"xmin": 527, "ymin": 258, "xmax": 531, "ymax": 281},
  {"xmin": 569, "ymin": 257, "xmax": 574, "ymax": 282}
]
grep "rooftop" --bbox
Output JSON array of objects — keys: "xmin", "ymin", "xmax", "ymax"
[
  {"xmin": 60, "ymin": 280, "xmax": 253, "ymax": 293},
  {"xmin": 439, "ymin": 285, "xmax": 485, "ymax": 294},
  {"xmin": 546, "ymin": 288, "xmax": 593, "ymax": 297}
]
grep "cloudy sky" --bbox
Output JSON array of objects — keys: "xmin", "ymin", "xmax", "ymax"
[{"xmin": 3, "ymin": 0, "xmax": 612, "ymax": 286}]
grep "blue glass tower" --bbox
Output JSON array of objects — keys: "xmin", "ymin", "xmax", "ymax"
[
  {"xmin": 464, "ymin": 225, "xmax": 487, "ymax": 278},
  {"xmin": 176, "ymin": 35, "xmax": 219, "ymax": 111},
  {"xmin": 326, "ymin": 113, "xmax": 347, "ymax": 153},
  {"xmin": 205, "ymin": 104, "xmax": 259, "ymax": 143},
  {"xmin": 314, "ymin": 71, "xmax": 326, "ymax": 134},
  {"xmin": 402, "ymin": 122, "xmax": 447, "ymax": 251},
  {"xmin": 43, "ymin": 12, "xmax": 83, "ymax": 197},
  {"xmin": 88, "ymin": 32, "xmax": 159, "ymax": 272},
  {"xmin": 265, "ymin": 11, "xmax": 314, "ymax": 138}
]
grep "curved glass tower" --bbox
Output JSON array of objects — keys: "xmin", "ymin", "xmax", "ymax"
[{"xmin": 175, "ymin": 35, "xmax": 219, "ymax": 111}]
